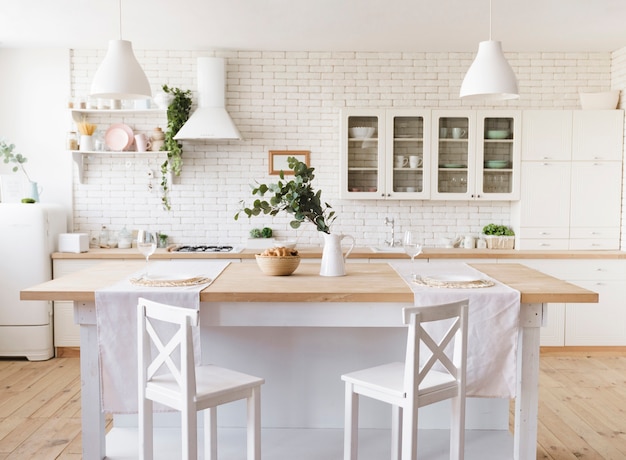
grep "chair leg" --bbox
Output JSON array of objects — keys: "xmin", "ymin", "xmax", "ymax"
[
  {"xmin": 247, "ymin": 386, "xmax": 262, "ymax": 460},
  {"xmin": 400, "ymin": 403, "xmax": 417, "ymax": 460},
  {"xmin": 182, "ymin": 403, "xmax": 198, "ymax": 460},
  {"xmin": 344, "ymin": 383, "xmax": 359, "ymax": 460},
  {"xmin": 391, "ymin": 405, "xmax": 402, "ymax": 460},
  {"xmin": 204, "ymin": 407, "xmax": 217, "ymax": 460},
  {"xmin": 139, "ymin": 398, "xmax": 154, "ymax": 460},
  {"xmin": 449, "ymin": 395, "xmax": 465, "ymax": 460}
]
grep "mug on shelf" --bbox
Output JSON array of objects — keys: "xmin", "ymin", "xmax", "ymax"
[
  {"xmin": 134, "ymin": 134, "xmax": 152, "ymax": 152},
  {"xmin": 452, "ymin": 127, "xmax": 466, "ymax": 139},
  {"xmin": 394, "ymin": 155, "xmax": 408, "ymax": 168},
  {"xmin": 409, "ymin": 155, "xmax": 422, "ymax": 168}
]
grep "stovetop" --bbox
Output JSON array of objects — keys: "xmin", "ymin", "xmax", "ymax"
[{"xmin": 170, "ymin": 245, "xmax": 243, "ymax": 253}]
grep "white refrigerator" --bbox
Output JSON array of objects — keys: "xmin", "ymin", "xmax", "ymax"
[{"xmin": 0, "ymin": 203, "xmax": 66, "ymax": 360}]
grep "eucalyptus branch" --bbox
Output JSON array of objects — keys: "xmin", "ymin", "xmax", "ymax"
[
  {"xmin": 235, "ymin": 156, "xmax": 335, "ymax": 233},
  {"xmin": 1, "ymin": 139, "xmax": 31, "ymax": 182}
]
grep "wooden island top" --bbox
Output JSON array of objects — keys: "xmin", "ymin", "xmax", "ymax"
[{"xmin": 21, "ymin": 260, "xmax": 598, "ymax": 305}]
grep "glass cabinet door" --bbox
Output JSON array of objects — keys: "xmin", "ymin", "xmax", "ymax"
[
  {"xmin": 432, "ymin": 113, "xmax": 473, "ymax": 199},
  {"xmin": 477, "ymin": 111, "xmax": 521, "ymax": 200},
  {"xmin": 341, "ymin": 111, "xmax": 383, "ymax": 198},
  {"xmin": 387, "ymin": 112, "xmax": 429, "ymax": 198}
]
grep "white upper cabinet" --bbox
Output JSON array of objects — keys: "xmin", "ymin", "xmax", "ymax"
[
  {"xmin": 431, "ymin": 110, "xmax": 521, "ymax": 200},
  {"xmin": 385, "ymin": 110, "xmax": 431, "ymax": 200},
  {"xmin": 522, "ymin": 110, "xmax": 572, "ymax": 161},
  {"xmin": 572, "ymin": 110, "xmax": 624, "ymax": 161},
  {"xmin": 340, "ymin": 109, "xmax": 430, "ymax": 200},
  {"xmin": 340, "ymin": 109, "xmax": 384, "ymax": 199}
]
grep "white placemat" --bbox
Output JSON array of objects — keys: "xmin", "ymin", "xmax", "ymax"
[
  {"xmin": 95, "ymin": 260, "xmax": 230, "ymax": 413},
  {"xmin": 390, "ymin": 261, "xmax": 521, "ymax": 398}
]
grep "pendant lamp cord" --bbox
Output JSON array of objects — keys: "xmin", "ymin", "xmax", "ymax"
[
  {"xmin": 118, "ymin": 0, "xmax": 122, "ymax": 40},
  {"xmin": 489, "ymin": 0, "xmax": 492, "ymax": 40}
]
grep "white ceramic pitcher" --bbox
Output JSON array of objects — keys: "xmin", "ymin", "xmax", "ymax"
[
  {"xmin": 320, "ymin": 233, "xmax": 355, "ymax": 277},
  {"xmin": 26, "ymin": 181, "xmax": 43, "ymax": 202}
]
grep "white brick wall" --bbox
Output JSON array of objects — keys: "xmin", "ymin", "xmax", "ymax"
[{"xmin": 70, "ymin": 49, "xmax": 619, "ymax": 247}]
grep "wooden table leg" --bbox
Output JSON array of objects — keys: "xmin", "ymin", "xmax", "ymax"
[
  {"xmin": 514, "ymin": 302, "xmax": 543, "ymax": 460},
  {"xmin": 75, "ymin": 301, "xmax": 106, "ymax": 460}
]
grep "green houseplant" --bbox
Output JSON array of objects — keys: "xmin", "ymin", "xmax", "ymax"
[
  {"xmin": 160, "ymin": 85, "xmax": 192, "ymax": 210},
  {"xmin": 235, "ymin": 156, "xmax": 336, "ymax": 233},
  {"xmin": 482, "ymin": 223, "xmax": 515, "ymax": 249}
]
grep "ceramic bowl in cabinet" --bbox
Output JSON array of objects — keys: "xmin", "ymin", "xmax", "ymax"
[
  {"xmin": 349, "ymin": 127, "xmax": 375, "ymax": 138},
  {"xmin": 486, "ymin": 130, "xmax": 510, "ymax": 139},
  {"xmin": 484, "ymin": 160, "xmax": 509, "ymax": 169}
]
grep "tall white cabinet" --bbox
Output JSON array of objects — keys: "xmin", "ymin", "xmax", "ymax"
[{"xmin": 513, "ymin": 109, "xmax": 624, "ymax": 250}]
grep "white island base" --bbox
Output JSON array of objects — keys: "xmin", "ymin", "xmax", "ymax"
[{"xmin": 105, "ymin": 426, "xmax": 513, "ymax": 460}]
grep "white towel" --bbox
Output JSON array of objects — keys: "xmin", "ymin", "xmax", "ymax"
[
  {"xmin": 390, "ymin": 261, "xmax": 521, "ymax": 398},
  {"xmin": 95, "ymin": 260, "xmax": 230, "ymax": 413}
]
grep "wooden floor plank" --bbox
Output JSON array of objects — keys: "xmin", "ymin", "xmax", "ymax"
[{"xmin": 1, "ymin": 352, "xmax": 626, "ymax": 458}]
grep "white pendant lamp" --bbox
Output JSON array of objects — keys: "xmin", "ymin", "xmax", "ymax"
[
  {"xmin": 90, "ymin": 0, "xmax": 151, "ymax": 100},
  {"xmin": 459, "ymin": 0, "xmax": 519, "ymax": 100}
]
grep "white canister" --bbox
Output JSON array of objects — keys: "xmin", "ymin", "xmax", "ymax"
[
  {"xmin": 79, "ymin": 134, "xmax": 94, "ymax": 152},
  {"xmin": 463, "ymin": 235, "xmax": 475, "ymax": 249}
]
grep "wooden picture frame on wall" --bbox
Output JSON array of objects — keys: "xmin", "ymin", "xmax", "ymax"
[{"xmin": 268, "ymin": 150, "xmax": 310, "ymax": 175}]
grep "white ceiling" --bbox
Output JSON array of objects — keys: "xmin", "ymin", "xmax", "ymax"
[{"xmin": 1, "ymin": 0, "xmax": 626, "ymax": 53}]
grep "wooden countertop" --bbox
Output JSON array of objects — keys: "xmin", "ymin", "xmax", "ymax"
[
  {"xmin": 21, "ymin": 260, "xmax": 598, "ymax": 305},
  {"xmin": 51, "ymin": 247, "xmax": 626, "ymax": 260}
]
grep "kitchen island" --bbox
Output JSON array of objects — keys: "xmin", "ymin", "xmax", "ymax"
[{"xmin": 21, "ymin": 261, "xmax": 597, "ymax": 459}]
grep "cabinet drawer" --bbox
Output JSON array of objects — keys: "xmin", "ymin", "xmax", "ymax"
[
  {"xmin": 569, "ymin": 227, "xmax": 620, "ymax": 239},
  {"xmin": 518, "ymin": 227, "xmax": 569, "ymax": 239},
  {"xmin": 569, "ymin": 239, "xmax": 620, "ymax": 251},
  {"xmin": 53, "ymin": 259, "xmax": 102, "ymax": 278},
  {"xmin": 506, "ymin": 259, "xmax": 626, "ymax": 280},
  {"xmin": 516, "ymin": 239, "xmax": 569, "ymax": 250}
]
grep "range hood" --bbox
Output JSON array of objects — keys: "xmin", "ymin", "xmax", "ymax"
[{"xmin": 174, "ymin": 57, "xmax": 242, "ymax": 141}]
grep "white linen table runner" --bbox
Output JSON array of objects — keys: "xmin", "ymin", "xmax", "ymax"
[
  {"xmin": 95, "ymin": 260, "xmax": 230, "ymax": 413},
  {"xmin": 390, "ymin": 261, "xmax": 521, "ymax": 398}
]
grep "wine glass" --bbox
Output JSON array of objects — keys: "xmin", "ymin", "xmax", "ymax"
[
  {"xmin": 403, "ymin": 230, "xmax": 423, "ymax": 275},
  {"xmin": 136, "ymin": 230, "xmax": 157, "ymax": 276}
]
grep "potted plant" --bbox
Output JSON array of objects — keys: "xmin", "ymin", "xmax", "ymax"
[
  {"xmin": 159, "ymin": 85, "xmax": 192, "ymax": 211},
  {"xmin": 235, "ymin": 156, "xmax": 354, "ymax": 276},
  {"xmin": 1, "ymin": 139, "xmax": 40, "ymax": 203},
  {"xmin": 482, "ymin": 223, "xmax": 515, "ymax": 249}
]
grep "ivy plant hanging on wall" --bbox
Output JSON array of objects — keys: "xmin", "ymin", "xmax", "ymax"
[{"xmin": 160, "ymin": 84, "xmax": 192, "ymax": 210}]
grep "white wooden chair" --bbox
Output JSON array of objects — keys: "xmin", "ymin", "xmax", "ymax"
[
  {"xmin": 341, "ymin": 299, "xmax": 469, "ymax": 460},
  {"xmin": 137, "ymin": 297, "xmax": 264, "ymax": 460}
]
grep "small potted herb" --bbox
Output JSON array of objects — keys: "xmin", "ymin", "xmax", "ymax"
[{"xmin": 482, "ymin": 224, "xmax": 515, "ymax": 249}]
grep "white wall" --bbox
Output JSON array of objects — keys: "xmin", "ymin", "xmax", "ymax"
[
  {"xmin": 0, "ymin": 48, "xmax": 73, "ymax": 226},
  {"xmin": 6, "ymin": 47, "xmax": 622, "ymax": 247}
]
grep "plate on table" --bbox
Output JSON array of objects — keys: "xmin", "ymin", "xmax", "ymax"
[
  {"xmin": 105, "ymin": 123, "xmax": 134, "ymax": 151},
  {"xmin": 415, "ymin": 274, "xmax": 495, "ymax": 288},
  {"xmin": 130, "ymin": 273, "xmax": 212, "ymax": 286},
  {"xmin": 423, "ymin": 275, "xmax": 481, "ymax": 283}
]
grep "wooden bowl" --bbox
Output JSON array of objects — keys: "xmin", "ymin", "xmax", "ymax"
[{"xmin": 255, "ymin": 255, "xmax": 301, "ymax": 276}]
